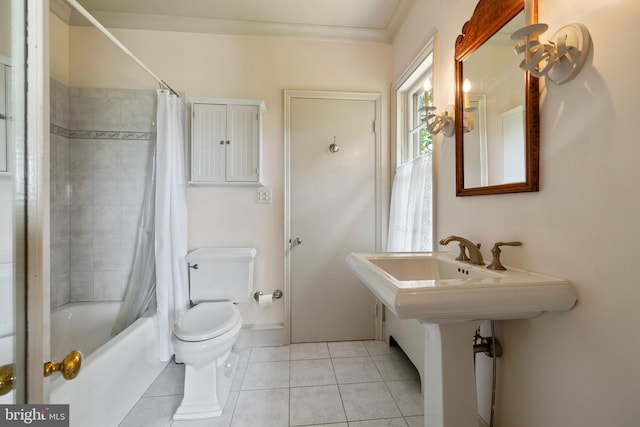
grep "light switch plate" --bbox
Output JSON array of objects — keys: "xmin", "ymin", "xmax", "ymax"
[{"xmin": 257, "ymin": 187, "xmax": 272, "ymax": 203}]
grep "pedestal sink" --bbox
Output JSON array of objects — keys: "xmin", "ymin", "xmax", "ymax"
[{"xmin": 346, "ymin": 251, "xmax": 577, "ymax": 427}]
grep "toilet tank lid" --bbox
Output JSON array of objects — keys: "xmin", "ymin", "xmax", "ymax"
[{"xmin": 186, "ymin": 247, "xmax": 257, "ymax": 263}]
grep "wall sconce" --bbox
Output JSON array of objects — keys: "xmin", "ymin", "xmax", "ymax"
[
  {"xmin": 511, "ymin": 22, "xmax": 591, "ymax": 84},
  {"xmin": 421, "ymin": 78, "xmax": 456, "ymax": 137}
]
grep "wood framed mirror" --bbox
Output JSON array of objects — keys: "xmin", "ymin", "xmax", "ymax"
[{"xmin": 455, "ymin": 0, "xmax": 539, "ymax": 196}]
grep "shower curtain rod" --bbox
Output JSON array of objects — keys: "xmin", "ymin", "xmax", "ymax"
[{"xmin": 64, "ymin": 0, "xmax": 179, "ymax": 97}]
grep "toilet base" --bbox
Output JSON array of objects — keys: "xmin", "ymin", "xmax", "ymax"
[{"xmin": 173, "ymin": 352, "xmax": 239, "ymax": 420}]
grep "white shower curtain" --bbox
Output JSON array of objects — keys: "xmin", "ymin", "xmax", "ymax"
[
  {"xmin": 111, "ymin": 141, "xmax": 157, "ymax": 336},
  {"xmin": 387, "ymin": 153, "xmax": 433, "ymax": 252},
  {"xmin": 155, "ymin": 89, "xmax": 190, "ymax": 361}
]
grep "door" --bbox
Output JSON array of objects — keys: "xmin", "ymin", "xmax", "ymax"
[
  {"xmin": 191, "ymin": 102, "xmax": 261, "ymax": 183},
  {"xmin": 226, "ymin": 104, "xmax": 259, "ymax": 182},
  {"xmin": 289, "ymin": 94, "xmax": 377, "ymax": 343},
  {"xmin": 191, "ymin": 103, "xmax": 227, "ymax": 182},
  {"xmin": 0, "ymin": 0, "xmax": 27, "ymax": 404},
  {"xmin": 0, "ymin": 61, "xmax": 21, "ymax": 405}
]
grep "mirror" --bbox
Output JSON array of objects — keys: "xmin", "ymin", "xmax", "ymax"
[{"xmin": 455, "ymin": 0, "xmax": 539, "ymax": 196}]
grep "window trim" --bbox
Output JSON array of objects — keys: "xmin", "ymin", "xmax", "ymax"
[{"xmin": 391, "ymin": 34, "xmax": 438, "ymax": 169}]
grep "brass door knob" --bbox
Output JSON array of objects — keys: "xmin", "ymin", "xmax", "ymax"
[
  {"xmin": 44, "ymin": 350, "xmax": 83, "ymax": 380},
  {"xmin": 0, "ymin": 364, "xmax": 14, "ymax": 396}
]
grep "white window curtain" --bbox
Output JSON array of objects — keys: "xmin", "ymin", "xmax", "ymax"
[
  {"xmin": 387, "ymin": 153, "xmax": 433, "ymax": 252},
  {"xmin": 155, "ymin": 89, "xmax": 190, "ymax": 361}
]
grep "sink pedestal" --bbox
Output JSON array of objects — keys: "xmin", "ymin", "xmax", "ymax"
[
  {"xmin": 422, "ymin": 321, "xmax": 482, "ymax": 427},
  {"xmin": 345, "ymin": 251, "xmax": 577, "ymax": 427}
]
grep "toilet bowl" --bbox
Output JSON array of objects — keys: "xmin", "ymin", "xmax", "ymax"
[
  {"xmin": 173, "ymin": 302, "xmax": 241, "ymax": 365},
  {"xmin": 171, "ymin": 248, "xmax": 256, "ymax": 421},
  {"xmin": 171, "ymin": 302, "xmax": 242, "ymax": 420}
]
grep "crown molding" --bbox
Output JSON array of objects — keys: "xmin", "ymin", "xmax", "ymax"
[
  {"xmin": 50, "ymin": 0, "xmax": 417, "ymax": 43},
  {"xmin": 65, "ymin": 10, "xmax": 395, "ymax": 43}
]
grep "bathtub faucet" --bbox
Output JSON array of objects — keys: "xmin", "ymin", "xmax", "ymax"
[{"xmin": 439, "ymin": 235, "xmax": 485, "ymax": 265}]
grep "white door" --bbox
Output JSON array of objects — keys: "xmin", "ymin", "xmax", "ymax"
[
  {"xmin": 1, "ymin": 3, "xmax": 29, "ymax": 403},
  {"xmin": 0, "ymin": 62, "xmax": 21, "ymax": 404},
  {"xmin": 226, "ymin": 104, "xmax": 259, "ymax": 182},
  {"xmin": 191, "ymin": 103, "xmax": 260, "ymax": 183},
  {"xmin": 288, "ymin": 94, "xmax": 377, "ymax": 343},
  {"xmin": 191, "ymin": 103, "xmax": 227, "ymax": 182}
]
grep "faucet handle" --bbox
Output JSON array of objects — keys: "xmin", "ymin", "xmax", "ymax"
[
  {"xmin": 487, "ymin": 241, "xmax": 522, "ymax": 271},
  {"xmin": 495, "ymin": 241, "xmax": 521, "ymax": 247}
]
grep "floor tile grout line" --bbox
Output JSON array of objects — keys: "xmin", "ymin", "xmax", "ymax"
[
  {"xmin": 123, "ymin": 341, "xmax": 422, "ymax": 427},
  {"xmin": 332, "ymin": 355, "xmax": 349, "ymax": 427}
]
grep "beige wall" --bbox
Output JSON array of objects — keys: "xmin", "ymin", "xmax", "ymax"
[
  {"xmin": 53, "ymin": 23, "xmax": 392, "ymax": 327},
  {"xmin": 0, "ymin": 0, "xmax": 11, "ymax": 58},
  {"xmin": 394, "ymin": 0, "xmax": 639, "ymax": 425},
  {"xmin": 49, "ymin": 12, "xmax": 69, "ymax": 84}
]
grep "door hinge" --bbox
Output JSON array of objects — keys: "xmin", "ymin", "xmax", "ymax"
[{"xmin": 372, "ymin": 120, "xmax": 376, "ymax": 133}]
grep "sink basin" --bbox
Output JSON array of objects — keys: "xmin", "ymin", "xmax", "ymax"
[
  {"xmin": 346, "ymin": 251, "xmax": 577, "ymax": 322},
  {"xmin": 347, "ymin": 251, "xmax": 577, "ymax": 427},
  {"xmin": 366, "ymin": 253, "xmax": 497, "ymax": 281}
]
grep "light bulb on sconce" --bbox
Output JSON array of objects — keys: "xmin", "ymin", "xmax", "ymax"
[
  {"xmin": 511, "ymin": 21, "xmax": 591, "ymax": 84},
  {"xmin": 420, "ymin": 78, "xmax": 456, "ymax": 137},
  {"xmin": 423, "ymin": 78, "xmax": 432, "ymax": 106},
  {"xmin": 462, "ymin": 79, "xmax": 471, "ymax": 110},
  {"xmin": 461, "ymin": 79, "xmax": 475, "ymax": 132}
]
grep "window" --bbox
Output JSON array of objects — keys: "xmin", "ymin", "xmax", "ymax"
[
  {"xmin": 388, "ymin": 40, "xmax": 436, "ymax": 251},
  {"xmin": 393, "ymin": 50, "xmax": 434, "ymax": 166},
  {"xmin": 406, "ymin": 76, "xmax": 433, "ymax": 161}
]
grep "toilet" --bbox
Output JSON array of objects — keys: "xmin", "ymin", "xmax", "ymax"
[{"xmin": 171, "ymin": 247, "xmax": 256, "ymax": 420}]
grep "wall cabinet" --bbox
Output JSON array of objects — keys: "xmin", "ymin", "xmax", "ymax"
[{"xmin": 190, "ymin": 98, "xmax": 265, "ymax": 184}]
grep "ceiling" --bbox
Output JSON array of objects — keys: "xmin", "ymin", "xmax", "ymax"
[{"xmin": 51, "ymin": 0, "xmax": 417, "ymax": 43}]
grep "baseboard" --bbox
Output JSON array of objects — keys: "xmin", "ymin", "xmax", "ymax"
[{"xmin": 235, "ymin": 323, "xmax": 286, "ymax": 348}]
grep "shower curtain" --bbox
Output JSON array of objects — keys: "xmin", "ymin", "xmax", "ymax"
[
  {"xmin": 111, "ymin": 141, "xmax": 157, "ymax": 336},
  {"xmin": 155, "ymin": 89, "xmax": 190, "ymax": 361},
  {"xmin": 387, "ymin": 153, "xmax": 433, "ymax": 251},
  {"xmin": 112, "ymin": 90, "xmax": 189, "ymax": 362}
]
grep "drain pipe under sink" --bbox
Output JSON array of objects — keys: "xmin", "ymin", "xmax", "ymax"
[{"xmin": 473, "ymin": 321, "xmax": 501, "ymax": 427}]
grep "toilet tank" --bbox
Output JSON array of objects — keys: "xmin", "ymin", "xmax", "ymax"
[{"xmin": 186, "ymin": 248, "xmax": 256, "ymax": 304}]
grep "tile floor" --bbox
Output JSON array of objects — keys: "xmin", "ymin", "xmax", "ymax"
[{"xmin": 119, "ymin": 340, "xmax": 424, "ymax": 427}]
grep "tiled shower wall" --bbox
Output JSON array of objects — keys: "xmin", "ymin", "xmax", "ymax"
[{"xmin": 49, "ymin": 79, "xmax": 156, "ymax": 308}]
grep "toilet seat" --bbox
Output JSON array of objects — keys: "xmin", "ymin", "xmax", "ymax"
[{"xmin": 173, "ymin": 301, "xmax": 240, "ymax": 342}]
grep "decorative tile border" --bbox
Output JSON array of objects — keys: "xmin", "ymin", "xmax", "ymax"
[{"xmin": 50, "ymin": 123, "xmax": 152, "ymax": 140}]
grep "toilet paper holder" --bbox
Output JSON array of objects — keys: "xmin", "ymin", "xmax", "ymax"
[{"xmin": 254, "ymin": 290, "xmax": 283, "ymax": 302}]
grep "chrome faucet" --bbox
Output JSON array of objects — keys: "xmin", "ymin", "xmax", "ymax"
[{"xmin": 439, "ymin": 235, "xmax": 485, "ymax": 265}]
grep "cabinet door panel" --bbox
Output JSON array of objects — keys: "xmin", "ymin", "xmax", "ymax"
[
  {"xmin": 191, "ymin": 103, "xmax": 226, "ymax": 182},
  {"xmin": 226, "ymin": 105, "xmax": 259, "ymax": 182}
]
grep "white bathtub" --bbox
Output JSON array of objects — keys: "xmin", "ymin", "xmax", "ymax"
[{"xmin": 50, "ymin": 302, "xmax": 167, "ymax": 427}]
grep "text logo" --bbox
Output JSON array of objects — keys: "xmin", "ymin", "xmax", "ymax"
[{"xmin": 0, "ymin": 405, "xmax": 69, "ymax": 426}]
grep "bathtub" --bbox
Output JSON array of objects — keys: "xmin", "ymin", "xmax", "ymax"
[{"xmin": 50, "ymin": 302, "xmax": 167, "ymax": 427}]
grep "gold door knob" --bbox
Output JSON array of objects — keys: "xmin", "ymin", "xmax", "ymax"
[
  {"xmin": 0, "ymin": 364, "xmax": 14, "ymax": 396},
  {"xmin": 44, "ymin": 350, "xmax": 82, "ymax": 380}
]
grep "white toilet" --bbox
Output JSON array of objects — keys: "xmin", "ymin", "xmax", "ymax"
[{"xmin": 171, "ymin": 247, "xmax": 256, "ymax": 420}]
